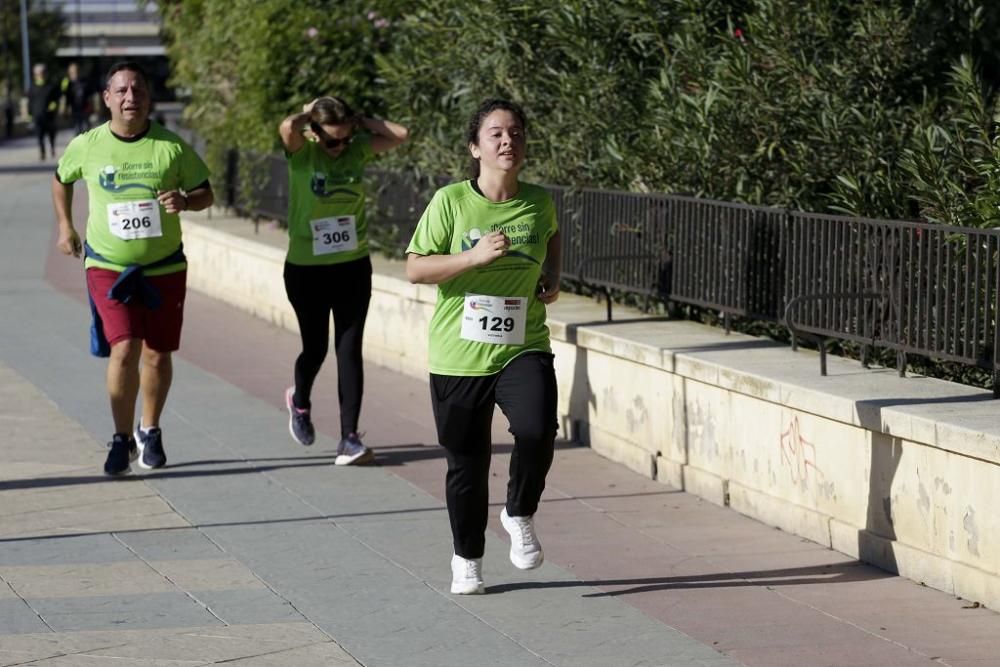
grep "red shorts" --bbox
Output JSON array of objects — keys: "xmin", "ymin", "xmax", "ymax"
[{"xmin": 86, "ymin": 268, "xmax": 187, "ymax": 351}]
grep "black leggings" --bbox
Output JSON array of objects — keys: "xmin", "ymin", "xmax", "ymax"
[
  {"xmin": 430, "ymin": 352, "xmax": 558, "ymax": 559},
  {"xmin": 283, "ymin": 257, "xmax": 372, "ymax": 438}
]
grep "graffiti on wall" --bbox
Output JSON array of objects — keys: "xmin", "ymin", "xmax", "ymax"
[{"xmin": 780, "ymin": 415, "xmax": 820, "ymax": 485}]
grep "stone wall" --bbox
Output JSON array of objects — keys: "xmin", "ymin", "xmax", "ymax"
[{"xmin": 183, "ymin": 211, "xmax": 1000, "ymax": 609}]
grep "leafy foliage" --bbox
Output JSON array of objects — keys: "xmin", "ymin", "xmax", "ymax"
[
  {"xmin": 160, "ymin": 0, "xmax": 1000, "ymax": 227},
  {"xmin": 158, "ymin": 0, "xmax": 1000, "ymax": 388},
  {"xmin": 158, "ymin": 0, "xmax": 397, "ymax": 177}
]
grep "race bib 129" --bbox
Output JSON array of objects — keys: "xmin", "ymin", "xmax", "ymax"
[{"xmin": 460, "ymin": 294, "xmax": 526, "ymax": 345}]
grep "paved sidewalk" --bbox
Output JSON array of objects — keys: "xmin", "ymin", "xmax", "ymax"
[{"xmin": 2, "ymin": 134, "xmax": 999, "ymax": 666}]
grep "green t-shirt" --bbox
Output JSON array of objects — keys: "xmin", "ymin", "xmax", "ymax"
[
  {"xmin": 406, "ymin": 180, "xmax": 558, "ymax": 376},
  {"xmin": 56, "ymin": 121, "xmax": 211, "ymax": 276},
  {"xmin": 285, "ymin": 135, "xmax": 375, "ymax": 265}
]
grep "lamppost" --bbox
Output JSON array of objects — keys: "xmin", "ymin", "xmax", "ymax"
[
  {"xmin": 76, "ymin": 0, "xmax": 82, "ymax": 57},
  {"xmin": 2, "ymin": 0, "xmax": 13, "ymax": 137},
  {"xmin": 19, "ymin": 0, "xmax": 30, "ymax": 92}
]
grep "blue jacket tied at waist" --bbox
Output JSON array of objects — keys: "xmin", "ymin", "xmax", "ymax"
[{"xmin": 84, "ymin": 242, "xmax": 186, "ymax": 357}]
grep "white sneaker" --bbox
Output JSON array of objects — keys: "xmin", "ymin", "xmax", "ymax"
[
  {"xmin": 500, "ymin": 507, "xmax": 544, "ymax": 570},
  {"xmin": 450, "ymin": 554, "xmax": 484, "ymax": 595},
  {"xmin": 335, "ymin": 433, "xmax": 374, "ymax": 466}
]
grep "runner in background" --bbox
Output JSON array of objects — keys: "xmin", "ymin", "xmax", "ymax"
[
  {"xmin": 61, "ymin": 62, "xmax": 92, "ymax": 136},
  {"xmin": 51, "ymin": 61, "xmax": 213, "ymax": 476},
  {"xmin": 28, "ymin": 63, "xmax": 60, "ymax": 160},
  {"xmin": 406, "ymin": 98, "xmax": 562, "ymax": 594},
  {"xmin": 278, "ymin": 96, "xmax": 408, "ymax": 464}
]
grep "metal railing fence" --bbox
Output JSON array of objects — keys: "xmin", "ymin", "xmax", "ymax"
[{"xmin": 224, "ymin": 151, "xmax": 1000, "ymax": 394}]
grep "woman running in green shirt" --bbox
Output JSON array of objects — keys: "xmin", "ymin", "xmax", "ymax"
[
  {"xmin": 406, "ymin": 99, "xmax": 562, "ymax": 594},
  {"xmin": 279, "ymin": 96, "xmax": 408, "ymax": 463}
]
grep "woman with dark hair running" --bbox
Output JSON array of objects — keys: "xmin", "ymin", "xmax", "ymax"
[
  {"xmin": 279, "ymin": 96, "xmax": 408, "ymax": 463},
  {"xmin": 406, "ymin": 98, "xmax": 561, "ymax": 594}
]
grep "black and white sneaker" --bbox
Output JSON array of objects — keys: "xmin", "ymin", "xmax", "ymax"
[
  {"xmin": 104, "ymin": 433, "xmax": 138, "ymax": 476},
  {"xmin": 285, "ymin": 387, "xmax": 315, "ymax": 446},
  {"xmin": 335, "ymin": 433, "xmax": 373, "ymax": 465},
  {"xmin": 135, "ymin": 426, "xmax": 167, "ymax": 470}
]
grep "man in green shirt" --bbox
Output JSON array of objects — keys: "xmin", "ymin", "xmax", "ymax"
[{"xmin": 52, "ymin": 61, "xmax": 214, "ymax": 476}]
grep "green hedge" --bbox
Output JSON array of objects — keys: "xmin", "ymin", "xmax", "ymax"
[
  {"xmin": 160, "ymin": 0, "xmax": 1000, "ymax": 225},
  {"xmin": 158, "ymin": 0, "xmax": 1000, "ymax": 389}
]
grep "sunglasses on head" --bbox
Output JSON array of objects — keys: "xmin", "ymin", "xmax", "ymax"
[{"xmin": 311, "ymin": 123, "xmax": 351, "ymax": 148}]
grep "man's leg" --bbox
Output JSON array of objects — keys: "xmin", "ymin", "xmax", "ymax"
[
  {"xmin": 140, "ymin": 345, "xmax": 172, "ymax": 429},
  {"xmin": 139, "ymin": 269, "xmax": 186, "ymax": 430},
  {"xmin": 35, "ymin": 121, "xmax": 46, "ymax": 159},
  {"xmin": 46, "ymin": 117, "xmax": 56, "ymax": 155},
  {"xmin": 107, "ymin": 338, "xmax": 142, "ymax": 434}
]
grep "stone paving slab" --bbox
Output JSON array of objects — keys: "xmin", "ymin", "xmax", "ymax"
[
  {"xmin": 0, "ymin": 622, "xmax": 353, "ymax": 666},
  {"xmin": 27, "ymin": 592, "xmax": 223, "ymax": 633}
]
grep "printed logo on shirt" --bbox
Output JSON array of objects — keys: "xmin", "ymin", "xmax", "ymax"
[
  {"xmin": 310, "ymin": 171, "xmax": 360, "ymax": 199},
  {"xmin": 461, "ymin": 226, "xmax": 539, "ymax": 265},
  {"xmin": 99, "ymin": 164, "xmax": 157, "ymax": 196}
]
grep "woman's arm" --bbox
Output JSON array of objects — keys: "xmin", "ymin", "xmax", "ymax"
[
  {"xmin": 279, "ymin": 100, "xmax": 318, "ymax": 154},
  {"xmin": 361, "ymin": 116, "xmax": 409, "ymax": 154},
  {"xmin": 538, "ymin": 231, "xmax": 561, "ymax": 304},
  {"xmin": 406, "ymin": 231, "xmax": 508, "ymax": 284}
]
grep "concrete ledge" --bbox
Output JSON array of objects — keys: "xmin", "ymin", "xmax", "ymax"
[
  {"xmin": 729, "ymin": 482, "xmax": 832, "ymax": 548},
  {"xmin": 683, "ymin": 466, "xmax": 728, "ymax": 508},
  {"xmin": 181, "ymin": 209, "xmax": 1000, "ymax": 610}
]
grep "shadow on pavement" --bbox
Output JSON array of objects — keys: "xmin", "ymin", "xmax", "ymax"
[
  {"xmin": 0, "ymin": 455, "xmax": 342, "ymax": 490},
  {"xmin": 0, "ymin": 442, "xmax": 582, "ymax": 490},
  {"xmin": 0, "ymin": 488, "xmax": 681, "ymax": 544},
  {"xmin": 0, "ymin": 506, "xmax": 449, "ymax": 544},
  {"xmin": 375, "ymin": 439, "xmax": 580, "ymax": 467},
  {"xmin": 488, "ymin": 561, "xmax": 892, "ymax": 596}
]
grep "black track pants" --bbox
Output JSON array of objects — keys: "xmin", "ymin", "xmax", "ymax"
[{"xmin": 430, "ymin": 352, "xmax": 558, "ymax": 559}]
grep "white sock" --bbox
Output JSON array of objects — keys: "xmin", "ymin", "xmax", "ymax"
[{"xmin": 140, "ymin": 424, "xmax": 158, "ymax": 435}]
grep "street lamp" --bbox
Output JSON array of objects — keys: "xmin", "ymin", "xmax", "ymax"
[
  {"xmin": 19, "ymin": 0, "xmax": 29, "ymax": 92},
  {"xmin": 2, "ymin": 0, "xmax": 13, "ymax": 136}
]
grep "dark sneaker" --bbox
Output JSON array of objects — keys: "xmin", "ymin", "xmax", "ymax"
[
  {"xmin": 135, "ymin": 426, "xmax": 167, "ymax": 470},
  {"xmin": 335, "ymin": 433, "xmax": 374, "ymax": 466},
  {"xmin": 104, "ymin": 434, "xmax": 137, "ymax": 476},
  {"xmin": 285, "ymin": 386, "xmax": 315, "ymax": 446}
]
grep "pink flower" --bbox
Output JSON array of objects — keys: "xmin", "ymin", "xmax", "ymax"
[
  {"xmin": 734, "ymin": 28, "xmax": 743, "ymax": 38},
  {"xmin": 367, "ymin": 10, "xmax": 378, "ymax": 20},
  {"xmin": 374, "ymin": 18, "xmax": 389, "ymax": 29},
  {"xmin": 305, "ymin": 26, "xmax": 319, "ymax": 39}
]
